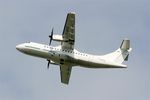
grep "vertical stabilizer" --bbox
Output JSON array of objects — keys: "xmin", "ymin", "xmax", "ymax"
[{"xmin": 101, "ymin": 39, "xmax": 132, "ymax": 64}]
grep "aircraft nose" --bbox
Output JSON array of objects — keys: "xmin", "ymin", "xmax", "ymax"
[{"xmin": 16, "ymin": 44, "xmax": 23, "ymax": 51}]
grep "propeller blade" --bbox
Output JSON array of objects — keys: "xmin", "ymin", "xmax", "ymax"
[
  {"xmin": 49, "ymin": 38, "xmax": 52, "ymax": 45},
  {"xmin": 47, "ymin": 60, "xmax": 50, "ymax": 69},
  {"xmin": 51, "ymin": 28, "xmax": 54, "ymax": 35}
]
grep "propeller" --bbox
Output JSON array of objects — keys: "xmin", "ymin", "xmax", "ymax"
[
  {"xmin": 47, "ymin": 28, "xmax": 54, "ymax": 69},
  {"xmin": 49, "ymin": 28, "xmax": 54, "ymax": 45},
  {"xmin": 47, "ymin": 59, "xmax": 50, "ymax": 69}
]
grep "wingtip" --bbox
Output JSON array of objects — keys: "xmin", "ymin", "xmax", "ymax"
[{"xmin": 69, "ymin": 12, "xmax": 76, "ymax": 15}]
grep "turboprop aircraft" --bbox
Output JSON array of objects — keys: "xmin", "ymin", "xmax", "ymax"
[{"xmin": 16, "ymin": 12, "xmax": 132, "ymax": 84}]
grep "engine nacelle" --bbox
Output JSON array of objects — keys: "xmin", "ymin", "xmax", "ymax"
[{"xmin": 52, "ymin": 35, "xmax": 64, "ymax": 42}]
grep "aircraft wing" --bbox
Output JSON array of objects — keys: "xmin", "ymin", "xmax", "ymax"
[
  {"xmin": 60, "ymin": 64, "xmax": 72, "ymax": 84},
  {"xmin": 61, "ymin": 12, "xmax": 75, "ymax": 50}
]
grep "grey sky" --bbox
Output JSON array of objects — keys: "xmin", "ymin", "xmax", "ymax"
[{"xmin": 0, "ymin": 0, "xmax": 150, "ymax": 100}]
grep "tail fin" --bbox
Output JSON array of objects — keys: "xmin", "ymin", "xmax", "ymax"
[
  {"xmin": 120, "ymin": 39, "xmax": 130, "ymax": 50},
  {"xmin": 102, "ymin": 38, "xmax": 132, "ymax": 64}
]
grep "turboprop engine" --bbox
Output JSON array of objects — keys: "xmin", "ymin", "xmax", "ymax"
[
  {"xmin": 52, "ymin": 34, "xmax": 64, "ymax": 42},
  {"xmin": 48, "ymin": 28, "xmax": 65, "ymax": 45}
]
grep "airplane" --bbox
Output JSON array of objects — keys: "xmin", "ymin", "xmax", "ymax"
[{"xmin": 16, "ymin": 12, "xmax": 132, "ymax": 85}]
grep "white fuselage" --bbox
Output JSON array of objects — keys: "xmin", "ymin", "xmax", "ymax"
[{"xmin": 16, "ymin": 42, "xmax": 126, "ymax": 68}]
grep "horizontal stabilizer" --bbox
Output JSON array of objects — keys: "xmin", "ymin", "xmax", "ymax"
[{"xmin": 124, "ymin": 54, "xmax": 129, "ymax": 61}]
